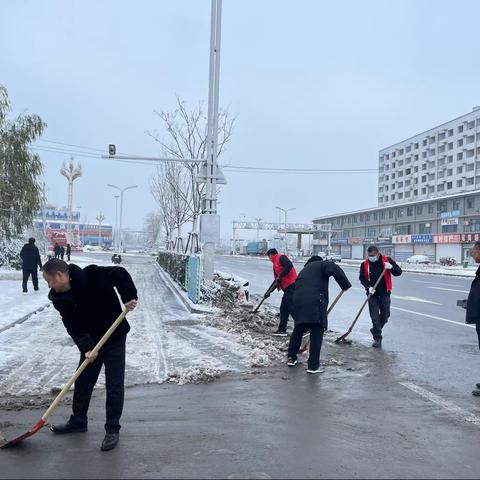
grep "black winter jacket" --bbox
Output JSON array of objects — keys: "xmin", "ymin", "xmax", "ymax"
[
  {"xmin": 293, "ymin": 260, "xmax": 352, "ymax": 328},
  {"xmin": 20, "ymin": 243, "xmax": 42, "ymax": 271},
  {"xmin": 49, "ymin": 264, "xmax": 138, "ymax": 352},
  {"xmin": 466, "ymin": 266, "xmax": 480, "ymax": 325}
]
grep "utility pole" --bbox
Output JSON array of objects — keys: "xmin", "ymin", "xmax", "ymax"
[
  {"xmin": 60, "ymin": 157, "xmax": 82, "ymax": 242},
  {"xmin": 113, "ymin": 195, "xmax": 119, "ymax": 251},
  {"xmin": 96, "ymin": 212, "xmax": 105, "ymax": 247}
]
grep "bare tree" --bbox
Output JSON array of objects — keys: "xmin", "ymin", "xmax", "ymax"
[
  {"xmin": 143, "ymin": 211, "xmax": 163, "ymax": 249},
  {"xmin": 146, "ymin": 97, "xmax": 235, "ymax": 238}
]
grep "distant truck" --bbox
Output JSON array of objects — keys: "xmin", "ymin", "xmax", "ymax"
[{"xmin": 246, "ymin": 240, "xmax": 268, "ymax": 256}]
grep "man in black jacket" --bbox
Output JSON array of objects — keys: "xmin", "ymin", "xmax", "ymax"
[
  {"xmin": 464, "ymin": 241, "xmax": 480, "ymax": 397},
  {"xmin": 287, "ymin": 256, "xmax": 352, "ymax": 374},
  {"xmin": 20, "ymin": 237, "xmax": 43, "ymax": 293},
  {"xmin": 359, "ymin": 245, "xmax": 402, "ymax": 348},
  {"xmin": 42, "ymin": 258, "xmax": 138, "ymax": 451}
]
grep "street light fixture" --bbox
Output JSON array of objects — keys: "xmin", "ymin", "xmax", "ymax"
[
  {"xmin": 276, "ymin": 206, "xmax": 296, "ymax": 255},
  {"xmin": 107, "ymin": 184, "xmax": 138, "ymax": 253}
]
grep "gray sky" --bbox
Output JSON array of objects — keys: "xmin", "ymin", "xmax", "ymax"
[{"xmin": 2, "ymin": 0, "xmax": 480, "ymax": 240}]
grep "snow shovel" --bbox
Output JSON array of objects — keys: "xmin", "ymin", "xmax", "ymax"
[
  {"xmin": 249, "ymin": 280, "xmax": 278, "ymax": 315},
  {"xmin": 335, "ymin": 269, "xmax": 386, "ymax": 344},
  {"xmin": 299, "ymin": 289, "xmax": 345, "ymax": 354},
  {"xmin": 0, "ymin": 308, "xmax": 128, "ymax": 449}
]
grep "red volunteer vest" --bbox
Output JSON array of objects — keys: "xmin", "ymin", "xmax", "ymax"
[
  {"xmin": 363, "ymin": 255, "xmax": 393, "ymax": 292},
  {"xmin": 272, "ymin": 254, "xmax": 297, "ymax": 290}
]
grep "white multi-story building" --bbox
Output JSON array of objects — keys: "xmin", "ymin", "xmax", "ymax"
[{"xmin": 378, "ymin": 106, "xmax": 480, "ymax": 206}]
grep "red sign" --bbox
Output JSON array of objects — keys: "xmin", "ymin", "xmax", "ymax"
[
  {"xmin": 392, "ymin": 235, "xmax": 411, "ymax": 244},
  {"xmin": 460, "ymin": 233, "xmax": 480, "ymax": 243},
  {"xmin": 433, "ymin": 234, "xmax": 461, "ymax": 244},
  {"xmin": 348, "ymin": 237, "xmax": 363, "ymax": 245}
]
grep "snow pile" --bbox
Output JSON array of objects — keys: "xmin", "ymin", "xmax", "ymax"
[
  {"xmin": 0, "ymin": 237, "xmax": 24, "ymax": 269},
  {"xmin": 167, "ymin": 366, "xmax": 222, "ymax": 385}
]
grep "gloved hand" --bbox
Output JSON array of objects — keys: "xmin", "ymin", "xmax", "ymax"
[
  {"xmin": 263, "ymin": 291, "xmax": 271, "ymax": 300},
  {"xmin": 384, "ymin": 262, "xmax": 393, "ymax": 270},
  {"xmin": 368, "ymin": 287, "xmax": 376, "ymax": 295}
]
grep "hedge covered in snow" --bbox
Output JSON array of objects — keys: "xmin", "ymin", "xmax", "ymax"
[{"xmin": 0, "ymin": 237, "xmax": 24, "ymax": 269}]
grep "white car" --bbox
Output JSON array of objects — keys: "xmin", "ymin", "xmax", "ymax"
[
  {"xmin": 325, "ymin": 253, "xmax": 342, "ymax": 262},
  {"xmin": 405, "ymin": 254, "xmax": 430, "ymax": 264}
]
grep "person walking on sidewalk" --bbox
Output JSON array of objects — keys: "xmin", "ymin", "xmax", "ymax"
[
  {"xmin": 462, "ymin": 241, "xmax": 480, "ymax": 397},
  {"xmin": 42, "ymin": 258, "xmax": 138, "ymax": 451},
  {"xmin": 266, "ymin": 248, "xmax": 297, "ymax": 336},
  {"xmin": 359, "ymin": 245, "xmax": 402, "ymax": 348},
  {"xmin": 287, "ymin": 256, "xmax": 352, "ymax": 374},
  {"xmin": 54, "ymin": 243, "xmax": 61, "ymax": 259},
  {"xmin": 66, "ymin": 243, "xmax": 71, "ymax": 261},
  {"xmin": 20, "ymin": 237, "xmax": 43, "ymax": 293}
]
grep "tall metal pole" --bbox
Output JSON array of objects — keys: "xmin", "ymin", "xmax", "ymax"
[
  {"xmin": 114, "ymin": 195, "xmax": 119, "ymax": 251},
  {"xmin": 60, "ymin": 157, "xmax": 82, "ymax": 242},
  {"xmin": 255, "ymin": 217, "xmax": 262, "ymax": 242},
  {"xmin": 107, "ymin": 184, "xmax": 137, "ymax": 253}
]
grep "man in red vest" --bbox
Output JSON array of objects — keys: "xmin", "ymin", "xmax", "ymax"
[
  {"xmin": 359, "ymin": 245, "xmax": 402, "ymax": 348},
  {"xmin": 265, "ymin": 248, "xmax": 297, "ymax": 336}
]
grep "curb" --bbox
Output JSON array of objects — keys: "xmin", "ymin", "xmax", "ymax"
[
  {"xmin": 152, "ymin": 261, "xmax": 213, "ymax": 315},
  {"xmin": 0, "ymin": 302, "xmax": 51, "ymax": 334}
]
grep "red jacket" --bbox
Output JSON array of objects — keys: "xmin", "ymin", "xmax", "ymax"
[
  {"xmin": 271, "ymin": 254, "xmax": 297, "ymax": 290},
  {"xmin": 362, "ymin": 255, "xmax": 393, "ymax": 292}
]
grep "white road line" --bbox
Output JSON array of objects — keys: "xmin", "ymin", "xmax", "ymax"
[
  {"xmin": 400, "ymin": 381, "xmax": 480, "ymax": 426},
  {"xmin": 391, "ymin": 306, "xmax": 474, "ymax": 328},
  {"xmin": 413, "ymin": 280, "xmax": 467, "ymax": 287},
  {"xmin": 351, "ymin": 288, "xmax": 441, "ymax": 305},
  {"xmin": 428, "ymin": 286, "xmax": 470, "ymax": 294}
]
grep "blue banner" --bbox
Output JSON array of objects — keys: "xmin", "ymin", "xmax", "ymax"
[{"xmin": 411, "ymin": 234, "xmax": 433, "ymax": 244}]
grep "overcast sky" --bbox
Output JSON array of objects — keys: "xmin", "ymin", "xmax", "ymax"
[{"xmin": 2, "ymin": 0, "xmax": 480, "ymax": 240}]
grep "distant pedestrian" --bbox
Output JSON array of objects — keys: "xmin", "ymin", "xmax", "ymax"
[
  {"xmin": 463, "ymin": 241, "xmax": 480, "ymax": 397},
  {"xmin": 287, "ymin": 256, "xmax": 352, "ymax": 373},
  {"xmin": 60, "ymin": 245, "xmax": 65, "ymax": 260},
  {"xmin": 54, "ymin": 243, "xmax": 61, "ymax": 259},
  {"xmin": 66, "ymin": 243, "xmax": 71, "ymax": 262},
  {"xmin": 359, "ymin": 245, "xmax": 402, "ymax": 348},
  {"xmin": 42, "ymin": 258, "xmax": 138, "ymax": 451},
  {"xmin": 265, "ymin": 248, "xmax": 297, "ymax": 336},
  {"xmin": 20, "ymin": 237, "xmax": 43, "ymax": 293}
]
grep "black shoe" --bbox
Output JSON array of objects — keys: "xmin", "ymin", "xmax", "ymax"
[
  {"xmin": 50, "ymin": 421, "xmax": 87, "ymax": 434},
  {"xmin": 472, "ymin": 390, "xmax": 480, "ymax": 397},
  {"xmin": 372, "ymin": 339, "xmax": 382, "ymax": 348},
  {"xmin": 476, "ymin": 383, "xmax": 480, "ymax": 390},
  {"xmin": 101, "ymin": 432, "xmax": 119, "ymax": 451},
  {"xmin": 272, "ymin": 330, "xmax": 288, "ymax": 337},
  {"xmin": 287, "ymin": 357, "xmax": 298, "ymax": 367},
  {"xmin": 34, "ymin": 287, "xmax": 39, "ymax": 291}
]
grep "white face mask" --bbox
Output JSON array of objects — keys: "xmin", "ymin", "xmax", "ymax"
[{"xmin": 368, "ymin": 255, "xmax": 378, "ymax": 262}]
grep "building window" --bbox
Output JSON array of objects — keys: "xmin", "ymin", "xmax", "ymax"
[
  {"xmin": 389, "ymin": 210, "xmax": 394, "ymax": 219},
  {"xmin": 398, "ymin": 192, "xmax": 404, "ymax": 199},
  {"xmin": 465, "ymin": 218, "xmax": 480, "ymax": 232},
  {"xmin": 457, "ymin": 152, "xmax": 463, "ymax": 161},
  {"xmin": 458, "ymin": 125, "xmax": 464, "ymax": 134},
  {"xmin": 421, "ymin": 187, "xmax": 427, "ymax": 194},
  {"xmin": 467, "ymin": 177, "xmax": 474, "ymax": 186},
  {"xmin": 468, "ymin": 120, "xmax": 475, "ymax": 129},
  {"xmin": 407, "ymin": 207, "xmax": 413, "ymax": 216},
  {"xmin": 419, "ymin": 223, "xmax": 431, "ymax": 234},
  {"xmin": 447, "ymin": 168, "xmax": 453, "ymax": 176},
  {"xmin": 416, "ymin": 206, "xmax": 423, "ymax": 215},
  {"xmin": 373, "ymin": 213, "xmax": 378, "ymax": 220},
  {"xmin": 397, "ymin": 225, "xmax": 411, "ymax": 235},
  {"xmin": 453, "ymin": 201, "xmax": 460, "ymax": 210},
  {"xmin": 442, "ymin": 224, "xmax": 458, "ymax": 233},
  {"xmin": 448, "ymin": 129, "xmax": 454, "ymax": 137},
  {"xmin": 428, "ymin": 204, "xmax": 434, "ymax": 214},
  {"xmin": 457, "ymin": 166, "xmax": 463, "ymax": 174},
  {"xmin": 380, "ymin": 211, "xmax": 385, "ymax": 220},
  {"xmin": 467, "ymin": 135, "xmax": 475, "ymax": 144},
  {"xmin": 405, "ymin": 191, "xmax": 411, "ymax": 198},
  {"xmin": 422, "ymin": 139, "xmax": 428, "ymax": 147},
  {"xmin": 447, "ymin": 155, "xmax": 453, "ymax": 163},
  {"xmin": 414, "ymin": 142, "xmax": 419, "ymax": 149},
  {"xmin": 467, "ymin": 198, "xmax": 475, "ymax": 209},
  {"xmin": 457, "ymin": 179, "xmax": 463, "ymax": 187},
  {"xmin": 458, "ymin": 139, "xmax": 464, "ymax": 147},
  {"xmin": 437, "ymin": 184, "xmax": 445, "ymax": 192},
  {"xmin": 421, "ymin": 175, "xmax": 427, "ymax": 183},
  {"xmin": 447, "ymin": 181, "xmax": 453, "ymax": 189},
  {"xmin": 447, "ymin": 142, "xmax": 453, "ymax": 150},
  {"xmin": 467, "ymin": 163, "xmax": 475, "ymax": 171}
]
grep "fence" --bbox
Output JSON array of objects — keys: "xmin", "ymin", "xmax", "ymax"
[{"xmin": 157, "ymin": 251, "xmax": 202, "ymax": 303}]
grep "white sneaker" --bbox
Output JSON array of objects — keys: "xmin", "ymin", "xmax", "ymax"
[
  {"xmin": 306, "ymin": 368, "xmax": 323, "ymax": 374},
  {"xmin": 287, "ymin": 357, "xmax": 298, "ymax": 367}
]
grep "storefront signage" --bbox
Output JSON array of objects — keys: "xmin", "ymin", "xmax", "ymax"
[
  {"xmin": 460, "ymin": 233, "xmax": 480, "ymax": 243},
  {"xmin": 392, "ymin": 235, "xmax": 411, "ymax": 244},
  {"xmin": 441, "ymin": 217, "xmax": 459, "ymax": 226},
  {"xmin": 440, "ymin": 210, "xmax": 461, "ymax": 219},
  {"xmin": 411, "ymin": 234, "xmax": 433, "ymax": 244},
  {"xmin": 335, "ymin": 238, "xmax": 348, "ymax": 245},
  {"xmin": 433, "ymin": 233, "xmax": 461, "ymax": 244},
  {"xmin": 348, "ymin": 237, "xmax": 363, "ymax": 245}
]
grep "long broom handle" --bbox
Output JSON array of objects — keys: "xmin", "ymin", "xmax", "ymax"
[
  {"xmin": 327, "ymin": 289, "xmax": 345, "ymax": 314},
  {"xmin": 41, "ymin": 308, "xmax": 128, "ymax": 422},
  {"xmin": 252, "ymin": 280, "xmax": 278, "ymax": 314},
  {"xmin": 336, "ymin": 269, "xmax": 387, "ymax": 341}
]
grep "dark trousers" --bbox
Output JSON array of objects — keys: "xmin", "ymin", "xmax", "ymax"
[
  {"xmin": 70, "ymin": 335, "xmax": 126, "ymax": 433},
  {"xmin": 368, "ymin": 295, "xmax": 391, "ymax": 340},
  {"xmin": 278, "ymin": 285, "xmax": 295, "ymax": 332},
  {"xmin": 288, "ymin": 323, "xmax": 324, "ymax": 370},
  {"xmin": 22, "ymin": 269, "xmax": 38, "ymax": 292}
]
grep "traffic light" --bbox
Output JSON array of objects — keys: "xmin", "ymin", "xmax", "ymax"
[{"xmin": 108, "ymin": 144, "xmax": 116, "ymax": 156}]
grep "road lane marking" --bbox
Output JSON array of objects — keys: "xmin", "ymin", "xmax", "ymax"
[
  {"xmin": 351, "ymin": 288, "xmax": 441, "ymax": 305},
  {"xmin": 413, "ymin": 280, "xmax": 468, "ymax": 287},
  {"xmin": 428, "ymin": 286, "xmax": 470, "ymax": 294},
  {"xmin": 400, "ymin": 381, "xmax": 480, "ymax": 426},
  {"xmin": 391, "ymin": 306, "xmax": 474, "ymax": 328}
]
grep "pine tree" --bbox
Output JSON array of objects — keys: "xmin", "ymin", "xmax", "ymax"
[{"xmin": 0, "ymin": 85, "xmax": 46, "ymax": 239}]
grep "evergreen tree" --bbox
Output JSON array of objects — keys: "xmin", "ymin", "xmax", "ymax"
[{"xmin": 0, "ymin": 85, "xmax": 46, "ymax": 239}]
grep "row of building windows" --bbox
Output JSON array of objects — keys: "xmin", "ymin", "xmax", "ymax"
[
  {"xmin": 328, "ymin": 198, "xmax": 477, "ymax": 227},
  {"xmin": 379, "ymin": 118, "xmax": 480, "ymax": 162}
]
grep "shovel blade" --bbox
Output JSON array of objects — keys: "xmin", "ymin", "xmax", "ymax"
[{"xmin": 0, "ymin": 419, "xmax": 45, "ymax": 449}]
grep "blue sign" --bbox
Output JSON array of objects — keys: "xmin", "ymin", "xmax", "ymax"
[
  {"xmin": 411, "ymin": 234, "xmax": 433, "ymax": 244},
  {"xmin": 440, "ymin": 210, "xmax": 460, "ymax": 219}
]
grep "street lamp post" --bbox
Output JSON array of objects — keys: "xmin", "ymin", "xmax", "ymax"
[
  {"xmin": 96, "ymin": 212, "xmax": 105, "ymax": 247},
  {"xmin": 254, "ymin": 217, "xmax": 262, "ymax": 242},
  {"xmin": 60, "ymin": 157, "xmax": 82, "ymax": 242},
  {"xmin": 276, "ymin": 206, "xmax": 296, "ymax": 255},
  {"xmin": 113, "ymin": 195, "xmax": 120, "ymax": 251},
  {"xmin": 107, "ymin": 184, "xmax": 138, "ymax": 253}
]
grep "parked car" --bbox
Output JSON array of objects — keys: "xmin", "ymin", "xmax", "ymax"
[
  {"xmin": 325, "ymin": 253, "xmax": 342, "ymax": 262},
  {"xmin": 405, "ymin": 254, "xmax": 430, "ymax": 264}
]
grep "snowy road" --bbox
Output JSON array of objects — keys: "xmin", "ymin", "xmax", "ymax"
[{"xmin": 0, "ymin": 254, "xmax": 268, "ymax": 398}]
